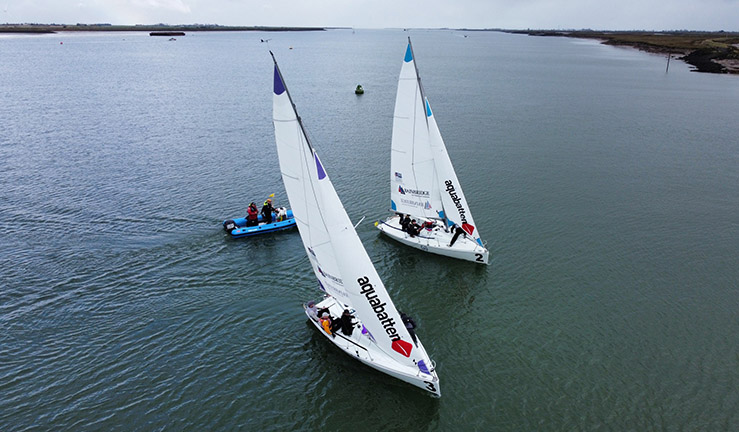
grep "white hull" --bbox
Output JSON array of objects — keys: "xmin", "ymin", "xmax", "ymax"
[
  {"xmin": 305, "ymin": 296, "xmax": 441, "ymax": 397},
  {"xmin": 376, "ymin": 215, "xmax": 489, "ymax": 264}
]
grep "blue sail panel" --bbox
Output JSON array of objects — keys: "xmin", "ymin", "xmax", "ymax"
[
  {"xmin": 315, "ymin": 153, "xmax": 327, "ymax": 180},
  {"xmin": 404, "ymin": 43, "xmax": 413, "ymax": 62},
  {"xmin": 274, "ymin": 65, "xmax": 285, "ymax": 95}
]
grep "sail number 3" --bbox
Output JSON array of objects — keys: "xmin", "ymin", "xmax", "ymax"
[{"xmin": 424, "ymin": 381, "xmax": 437, "ymax": 392}]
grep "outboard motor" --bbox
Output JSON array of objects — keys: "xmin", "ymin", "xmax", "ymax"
[{"xmin": 223, "ymin": 219, "xmax": 238, "ymax": 232}]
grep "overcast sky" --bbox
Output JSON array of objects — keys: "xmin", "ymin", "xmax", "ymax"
[{"xmin": 4, "ymin": 0, "xmax": 738, "ymax": 31}]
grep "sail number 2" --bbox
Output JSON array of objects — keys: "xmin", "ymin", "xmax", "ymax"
[{"xmin": 475, "ymin": 253, "xmax": 483, "ymax": 262}]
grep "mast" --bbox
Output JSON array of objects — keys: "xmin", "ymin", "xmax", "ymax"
[
  {"xmin": 407, "ymin": 38, "xmax": 449, "ymax": 226},
  {"xmin": 407, "ymin": 37, "xmax": 430, "ymax": 130}
]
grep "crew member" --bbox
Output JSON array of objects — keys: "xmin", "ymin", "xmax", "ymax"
[
  {"xmin": 340, "ymin": 309, "xmax": 356, "ymax": 336},
  {"xmin": 261, "ymin": 198, "xmax": 275, "ymax": 224},
  {"xmin": 448, "ymin": 224, "xmax": 466, "ymax": 246},
  {"xmin": 408, "ymin": 219, "xmax": 421, "ymax": 237},
  {"xmin": 400, "ymin": 312, "xmax": 418, "ymax": 344},
  {"xmin": 246, "ymin": 202, "xmax": 259, "ymax": 227},
  {"xmin": 400, "ymin": 214, "xmax": 411, "ymax": 232}
]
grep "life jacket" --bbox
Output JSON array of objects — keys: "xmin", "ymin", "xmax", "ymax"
[
  {"xmin": 247, "ymin": 206, "xmax": 258, "ymax": 220},
  {"xmin": 320, "ymin": 318, "xmax": 332, "ymax": 335},
  {"xmin": 262, "ymin": 201, "xmax": 274, "ymax": 216}
]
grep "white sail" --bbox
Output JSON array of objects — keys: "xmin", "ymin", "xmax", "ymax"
[
  {"xmin": 427, "ymin": 99, "xmax": 484, "ymax": 246},
  {"xmin": 390, "ymin": 38, "xmax": 484, "ymax": 246},
  {"xmin": 272, "ymin": 55, "xmax": 427, "ymax": 372},
  {"xmin": 390, "ymin": 43, "xmax": 444, "ymax": 219}
]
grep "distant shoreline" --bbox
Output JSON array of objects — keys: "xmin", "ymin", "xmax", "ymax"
[
  {"xmin": 501, "ymin": 30, "xmax": 739, "ymax": 74},
  {"xmin": 0, "ymin": 24, "xmax": 326, "ymax": 33}
]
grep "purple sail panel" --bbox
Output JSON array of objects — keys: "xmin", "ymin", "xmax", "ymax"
[
  {"xmin": 274, "ymin": 65, "xmax": 285, "ymax": 95},
  {"xmin": 314, "ymin": 153, "xmax": 326, "ymax": 180},
  {"xmin": 361, "ymin": 325, "xmax": 376, "ymax": 343}
]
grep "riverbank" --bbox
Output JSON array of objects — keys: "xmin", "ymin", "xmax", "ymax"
[{"xmin": 503, "ymin": 30, "xmax": 739, "ymax": 74}]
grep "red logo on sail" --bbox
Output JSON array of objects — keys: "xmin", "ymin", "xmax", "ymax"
[
  {"xmin": 462, "ymin": 223, "xmax": 475, "ymax": 236},
  {"xmin": 392, "ymin": 339, "xmax": 413, "ymax": 357}
]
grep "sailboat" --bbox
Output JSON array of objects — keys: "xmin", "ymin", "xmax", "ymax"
[
  {"xmin": 271, "ymin": 52, "xmax": 441, "ymax": 396},
  {"xmin": 376, "ymin": 38, "xmax": 489, "ymax": 264}
]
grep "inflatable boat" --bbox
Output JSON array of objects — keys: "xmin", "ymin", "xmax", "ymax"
[{"xmin": 222, "ymin": 208, "xmax": 296, "ymax": 238}]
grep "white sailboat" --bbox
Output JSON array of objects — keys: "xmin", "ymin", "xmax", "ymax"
[
  {"xmin": 271, "ymin": 52, "xmax": 440, "ymax": 397},
  {"xmin": 376, "ymin": 38, "xmax": 490, "ymax": 264}
]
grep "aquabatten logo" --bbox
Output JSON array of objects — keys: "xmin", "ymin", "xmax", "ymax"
[
  {"xmin": 357, "ymin": 276, "xmax": 412, "ymax": 357},
  {"xmin": 445, "ymin": 180, "xmax": 475, "ymax": 235}
]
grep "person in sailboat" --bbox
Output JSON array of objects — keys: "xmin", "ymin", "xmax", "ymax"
[
  {"xmin": 448, "ymin": 224, "xmax": 466, "ymax": 247},
  {"xmin": 339, "ymin": 309, "xmax": 356, "ymax": 336},
  {"xmin": 306, "ymin": 301, "xmax": 318, "ymax": 321},
  {"xmin": 261, "ymin": 198, "xmax": 275, "ymax": 224},
  {"xmin": 400, "ymin": 312, "xmax": 418, "ymax": 344},
  {"xmin": 423, "ymin": 220, "xmax": 435, "ymax": 232},
  {"xmin": 319, "ymin": 312, "xmax": 334, "ymax": 337},
  {"xmin": 246, "ymin": 202, "xmax": 259, "ymax": 227},
  {"xmin": 408, "ymin": 219, "xmax": 422, "ymax": 237},
  {"xmin": 400, "ymin": 214, "xmax": 411, "ymax": 233}
]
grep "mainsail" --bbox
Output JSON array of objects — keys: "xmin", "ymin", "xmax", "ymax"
[
  {"xmin": 390, "ymin": 39, "xmax": 484, "ymax": 246},
  {"xmin": 272, "ymin": 53, "xmax": 421, "ymax": 367}
]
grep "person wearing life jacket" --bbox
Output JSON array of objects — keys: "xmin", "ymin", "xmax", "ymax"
[
  {"xmin": 319, "ymin": 312, "xmax": 334, "ymax": 337},
  {"xmin": 246, "ymin": 202, "xmax": 259, "ymax": 227},
  {"xmin": 261, "ymin": 198, "xmax": 275, "ymax": 224}
]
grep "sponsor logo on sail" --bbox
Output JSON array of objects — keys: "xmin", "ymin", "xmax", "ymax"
[
  {"xmin": 445, "ymin": 180, "xmax": 475, "ymax": 235},
  {"xmin": 318, "ymin": 266, "xmax": 343, "ymax": 284},
  {"xmin": 394, "ymin": 172, "xmax": 403, "ymax": 181},
  {"xmin": 357, "ymin": 276, "xmax": 412, "ymax": 357},
  {"xmin": 398, "ymin": 186, "xmax": 430, "ymax": 197},
  {"xmin": 400, "ymin": 198, "xmax": 432, "ymax": 210}
]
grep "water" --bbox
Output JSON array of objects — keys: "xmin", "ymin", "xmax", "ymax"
[{"xmin": 1, "ymin": 29, "xmax": 737, "ymax": 431}]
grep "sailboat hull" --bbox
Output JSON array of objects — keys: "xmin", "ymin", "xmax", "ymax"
[
  {"xmin": 377, "ymin": 215, "xmax": 489, "ymax": 264},
  {"xmin": 305, "ymin": 297, "xmax": 441, "ymax": 397}
]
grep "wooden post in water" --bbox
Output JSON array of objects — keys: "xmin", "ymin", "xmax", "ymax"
[{"xmin": 666, "ymin": 53, "xmax": 671, "ymax": 73}]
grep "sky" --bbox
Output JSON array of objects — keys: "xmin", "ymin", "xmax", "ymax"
[{"xmin": 3, "ymin": 0, "xmax": 738, "ymax": 31}]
